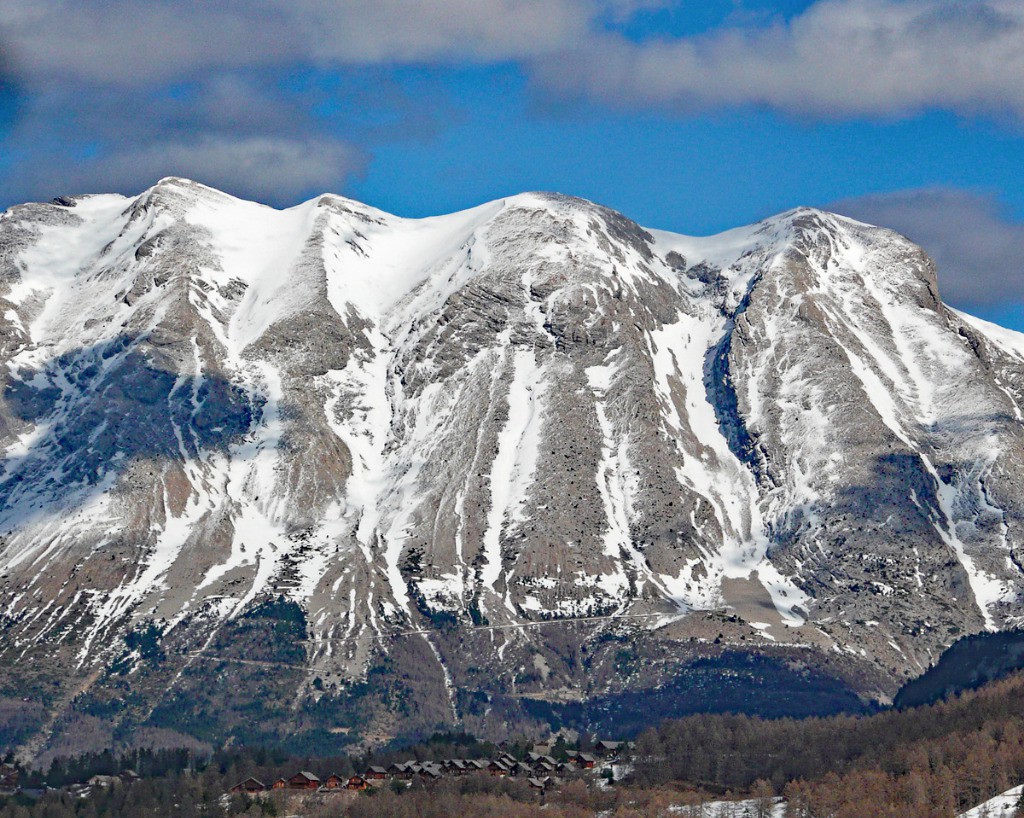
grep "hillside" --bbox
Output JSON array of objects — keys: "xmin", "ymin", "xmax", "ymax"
[{"xmin": 2, "ymin": 178, "xmax": 1024, "ymax": 756}]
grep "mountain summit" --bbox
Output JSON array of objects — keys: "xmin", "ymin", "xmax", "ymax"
[{"xmin": 2, "ymin": 178, "xmax": 1023, "ymax": 756}]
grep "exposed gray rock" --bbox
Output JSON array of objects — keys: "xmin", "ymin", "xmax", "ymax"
[{"xmin": 1, "ymin": 182, "xmax": 1023, "ymax": 755}]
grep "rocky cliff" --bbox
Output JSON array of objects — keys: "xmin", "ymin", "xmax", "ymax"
[{"xmin": 2, "ymin": 178, "xmax": 1023, "ymax": 757}]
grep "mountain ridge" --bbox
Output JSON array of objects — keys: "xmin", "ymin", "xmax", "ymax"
[{"xmin": 2, "ymin": 178, "xmax": 1023, "ymax": 757}]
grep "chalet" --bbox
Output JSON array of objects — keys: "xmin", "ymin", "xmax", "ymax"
[
  {"xmin": 565, "ymin": 750, "xmax": 580, "ymax": 761},
  {"xmin": 511, "ymin": 762, "xmax": 533, "ymax": 777},
  {"xmin": 533, "ymin": 760, "xmax": 555, "ymax": 775},
  {"xmin": 364, "ymin": 766, "xmax": 387, "ymax": 781},
  {"xmin": 497, "ymin": 752, "xmax": 517, "ymax": 766},
  {"xmin": 87, "ymin": 775, "xmax": 119, "ymax": 788},
  {"xmin": 407, "ymin": 762, "xmax": 423, "ymax": 774},
  {"xmin": 324, "ymin": 774, "xmax": 346, "ymax": 789},
  {"xmin": 488, "ymin": 760, "xmax": 510, "ymax": 777},
  {"xmin": 448, "ymin": 760, "xmax": 469, "ymax": 775},
  {"xmin": 388, "ymin": 762, "xmax": 412, "ymax": 779},
  {"xmin": 346, "ymin": 775, "xmax": 368, "ymax": 791},
  {"xmin": 540, "ymin": 755, "xmax": 557, "ymax": 767},
  {"xmin": 272, "ymin": 778, "xmax": 288, "ymax": 790},
  {"xmin": 119, "ymin": 770, "xmax": 140, "ymax": 784},
  {"xmin": 418, "ymin": 766, "xmax": 442, "ymax": 782},
  {"xmin": 556, "ymin": 762, "xmax": 574, "ymax": 775},
  {"xmin": 527, "ymin": 777, "xmax": 548, "ymax": 790},
  {"xmin": 595, "ymin": 740, "xmax": 623, "ymax": 757},
  {"xmin": 0, "ymin": 765, "xmax": 19, "ymax": 792},
  {"xmin": 526, "ymin": 752, "xmax": 543, "ymax": 764},
  {"xmin": 576, "ymin": 753, "xmax": 596, "ymax": 769},
  {"xmin": 469, "ymin": 759, "xmax": 489, "ymax": 773},
  {"xmin": 230, "ymin": 777, "xmax": 266, "ymax": 794},
  {"xmin": 288, "ymin": 771, "xmax": 321, "ymax": 790}
]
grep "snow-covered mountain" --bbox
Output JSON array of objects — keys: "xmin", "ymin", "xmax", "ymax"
[{"xmin": 2, "ymin": 178, "xmax": 1024, "ymax": 756}]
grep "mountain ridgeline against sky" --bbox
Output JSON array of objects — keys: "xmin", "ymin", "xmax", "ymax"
[{"xmin": 2, "ymin": 178, "xmax": 1024, "ymax": 757}]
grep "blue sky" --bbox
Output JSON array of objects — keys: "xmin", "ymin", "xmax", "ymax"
[{"xmin": 1, "ymin": 0, "xmax": 1023, "ymax": 326}]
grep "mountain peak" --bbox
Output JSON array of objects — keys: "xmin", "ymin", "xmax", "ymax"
[{"xmin": 1, "ymin": 179, "xmax": 1022, "ymax": 755}]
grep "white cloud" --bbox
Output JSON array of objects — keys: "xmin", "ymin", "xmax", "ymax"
[
  {"xmin": 535, "ymin": 0, "xmax": 1024, "ymax": 119},
  {"xmin": 4, "ymin": 1, "xmax": 1023, "ymax": 120},
  {"xmin": 4, "ymin": 134, "xmax": 365, "ymax": 204},
  {"xmin": 0, "ymin": 0, "xmax": 604, "ymax": 86},
  {"xmin": 832, "ymin": 188, "xmax": 1024, "ymax": 309}
]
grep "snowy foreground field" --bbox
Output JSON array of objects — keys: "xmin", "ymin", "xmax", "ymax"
[
  {"xmin": 958, "ymin": 785, "xmax": 1023, "ymax": 817},
  {"xmin": 667, "ymin": 799, "xmax": 785, "ymax": 817},
  {"xmin": 662, "ymin": 787, "xmax": 1022, "ymax": 817}
]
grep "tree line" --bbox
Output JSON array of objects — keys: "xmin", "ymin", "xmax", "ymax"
[{"xmin": 632, "ymin": 671, "xmax": 1024, "ymax": 816}]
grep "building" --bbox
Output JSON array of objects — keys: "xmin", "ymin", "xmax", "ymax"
[
  {"xmin": 595, "ymin": 740, "xmax": 623, "ymax": 757},
  {"xmin": 288, "ymin": 771, "xmax": 321, "ymax": 790},
  {"xmin": 388, "ymin": 762, "xmax": 413, "ymax": 779},
  {"xmin": 272, "ymin": 778, "xmax": 288, "ymax": 790},
  {"xmin": 364, "ymin": 766, "xmax": 387, "ymax": 781},
  {"xmin": 346, "ymin": 775, "xmax": 368, "ymax": 791},
  {"xmin": 488, "ymin": 760, "xmax": 510, "ymax": 776},
  {"xmin": 230, "ymin": 777, "xmax": 266, "ymax": 794},
  {"xmin": 576, "ymin": 753, "xmax": 596, "ymax": 769},
  {"xmin": 527, "ymin": 777, "xmax": 549, "ymax": 790},
  {"xmin": 324, "ymin": 774, "xmax": 346, "ymax": 789},
  {"xmin": 0, "ymin": 764, "xmax": 19, "ymax": 793}
]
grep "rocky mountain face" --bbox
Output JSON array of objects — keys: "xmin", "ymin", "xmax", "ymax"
[{"xmin": 1, "ymin": 178, "xmax": 1023, "ymax": 758}]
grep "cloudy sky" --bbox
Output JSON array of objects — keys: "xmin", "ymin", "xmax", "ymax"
[{"xmin": 1, "ymin": 0, "xmax": 1023, "ymax": 327}]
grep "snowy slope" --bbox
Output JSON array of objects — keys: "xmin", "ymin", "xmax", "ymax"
[
  {"xmin": 3, "ymin": 179, "xmax": 1024, "ymax": 752},
  {"xmin": 959, "ymin": 785, "xmax": 1023, "ymax": 818}
]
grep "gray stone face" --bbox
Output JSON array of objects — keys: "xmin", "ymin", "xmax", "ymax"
[{"xmin": 1, "ymin": 182, "xmax": 1024, "ymax": 754}]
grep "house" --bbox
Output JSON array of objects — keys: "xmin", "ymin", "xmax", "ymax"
[
  {"xmin": 324, "ymin": 774, "xmax": 346, "ymax": 789},
  {"xmin": 364, "ymin": 766, "xmax": 387, "ymax": 781},
  {"xmin": 119, "ymin": 770, "xmax": 140, "ymax": 784},
  {"xmin": 497, "ymin": 752, "xmax": 517, "ymax": 767},
  {"xmin": 0, "ymin": 765, "xmax": 19, "ymax": 792},
  {"xmin": 488, "ymin": 760, "xmax": 510, "ymax": 776},
  {"xmin": 576, "ymin": 753, "xmax": 596, "ymax": 769},
  {"xmin": 556, "ymin": 762, "xmax": 574, "ymax": 775},
  {"xmin": 418, "ymin": 766, "xmax": 442, "ymax": 782},
  {"xmin": 230, "ymin": 777, "xmax": 266, "ymax": 794},
  {"xmin": 527, "ymin": 777, "xmax": 549, "ymax": 790},
  {"xmin": 533, "ymin": 760, "xmax": 555, "ymax": 775},
  {"xmin": 272, "ymin": 778, "xmax": 288, "ymax": 790},
  {"xmin": 346, "ymin": 775, "xmax": 368, "ymax": 791},
  {"xmin": 87, "ymin": 775, "xmax": 119, "ymax": 788},
  {"xmin": 526, "ymin": 752, "xmax": 543, "ymax": 764},
  {"xmin": 511, "ymin": 762, "xmax": 533, "ymax": 777},
  {"xmin": 595, "ymin": 740, "xmax": 623, "ymax": 757},
  {"xmin": 288, "ymin": 771, "xmax": 321, "ymax": 790},
  {"xmin": 448, "ymin": 760, "xmax": 469, "ymax": 775},
  {"xmin": 469, "ymin": 759, "xmax": 489, "ymax": 773},
  {"xmin": 388, "ymin": 762, "xmax": 412, "ymax": 779}
]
